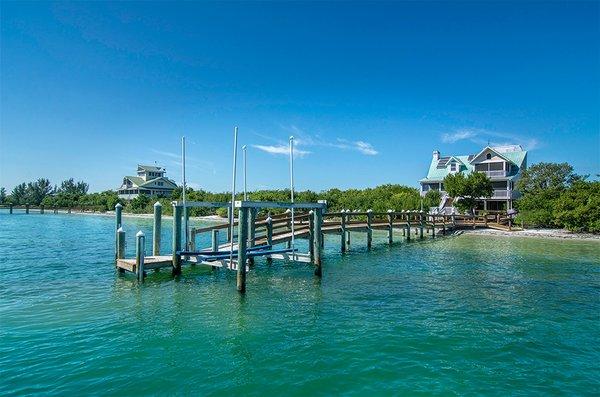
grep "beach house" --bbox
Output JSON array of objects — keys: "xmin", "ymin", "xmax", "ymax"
[
  {"xmin": 420, "ymin": 145, "xmax": 527, "ymax": 212},
  {"xmin": 117, "ymin": 165, "xmax": 178, "ymax": 200}
]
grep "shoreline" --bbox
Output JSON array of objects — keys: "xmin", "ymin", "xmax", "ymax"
[
  {"xmin": 7, "ymin": 209, "xmax": 229, "ymax": 223},
  {"xmin": 460, "ymin": 228, "xmax": 600, "ymax": 241}
]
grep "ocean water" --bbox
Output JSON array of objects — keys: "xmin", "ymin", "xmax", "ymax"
[{"xmin": 0, "ymin": 210, "xmax": 599, "ymax": 396}]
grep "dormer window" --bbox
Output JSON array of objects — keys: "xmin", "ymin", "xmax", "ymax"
[
  {"xmin": 450, "ymin": 163, "xmax": 457, "ymax": 172},
  {"xmin": 486, "ymin": 153, "xmax": 492, "ymax": 160}
]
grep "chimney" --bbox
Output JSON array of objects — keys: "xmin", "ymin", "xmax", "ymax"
[{"xmin": 433, "ymin": 150, "xmax": 440, "ymax": 161}]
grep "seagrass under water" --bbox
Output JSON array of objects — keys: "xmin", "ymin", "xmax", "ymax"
[{"xmin": 0, "ymin": 211, "xmax": 598, "ymax": 396}]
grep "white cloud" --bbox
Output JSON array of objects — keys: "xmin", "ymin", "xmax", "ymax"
[
  {"xmin": 441, "ymin": 129, "xmax": 476, "ymax": 143},
  {"xmin": 354, "ymin": 141, "xmax": 378, "ymax": 155},
  {"xmin": 441, "ymin": 128, "xmax": 540, "ymax": 150},
  {"xmin": 252, "ymin": 144, "xmax": 311, "ymax": 158}
]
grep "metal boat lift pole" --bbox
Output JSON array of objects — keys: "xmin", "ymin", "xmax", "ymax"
[
  {"xmin": 243, "ymin": 145, "xmax": 248, "ymax": 201},
  {"xmin": 182, "ymin": 136, "xmax": 189, "ymax": 250},
  {"xmin": 289, "ymin": 136, "xmax": 295, "ymax": 257},
  {"xmin": 230, "ymin": 127, "xmax": 239, "ymax": 265}
]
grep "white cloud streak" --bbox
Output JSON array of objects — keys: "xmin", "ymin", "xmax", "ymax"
[
  {"xmin": 441, "ymin": 128, "xmax": 539, "ymax": 150},
  {"xmin": 252, "ymin": 144, "xmax": 311, "ymax": 158}
]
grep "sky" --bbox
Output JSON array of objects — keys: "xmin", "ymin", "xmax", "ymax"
[{"xmin": 1, "ymin": 1, "xmax": 598, "ymax": 193}]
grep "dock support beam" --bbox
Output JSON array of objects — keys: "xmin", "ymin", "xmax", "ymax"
[
  {"xmin": 172, "ymin": 205, "xmax": 182, "ymax": 275},
  {"xmin": 406, "ymin": 213, "xmax": 411, "ymax": 241},
  {"xmin": 419, "ymin": 211, "xmax": 424, "ymax": 239},
  {"xmin": 136, "ymin": 231, "xmax": 145, "ymax": 281},
  {"xmin": 9, "ymin": 204, "xmax": 13, "ymax": 214},
  {"xmin": 25, "ymin": 204, "xmax": 29, "ymax": 214},
  {"xmin": 340, "ymin": 210, "xmax": 346, "ymax": 253},
  {"xmin": 153, "ymin": 202, "xmax": 162, "ymax": 256},
  {"xmin": 227, "ymin": 206, "xmax": 232, "ymax": 241},
  {"xmin": 40, "ymin": 205, "xmax": 44, "ymax": 214},
  {"xmin": 432, "ymin": 216, "xmax": 436, "ymax": 238},
  {"xmin": 313, "ymin": 208, "xmax": 323, "ymax": 277},
  {"xmin": 366, "ymin": 209, "xmax": 373, "ymax": 249},
  {"xmin": 236, "ymin": 207, "xmax": 249, "ymax": 293}
]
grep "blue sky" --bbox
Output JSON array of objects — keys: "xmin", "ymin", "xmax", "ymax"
[{"xmin": 1, "ymin": 1, "xmax": 598, "ymax": 193}]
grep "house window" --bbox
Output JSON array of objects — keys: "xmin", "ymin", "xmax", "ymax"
[
  {"xmin": 450, "ymin": 163, "xmax": 457, "ymax": 172},
  {"xmin": 486, "ymin": 153, "xmax": 492, "ymax": 160}
]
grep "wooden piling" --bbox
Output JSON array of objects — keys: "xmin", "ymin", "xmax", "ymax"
[
  {"xmin": 114, "ymin": 203, "xmax": 123, "ymax": 260},
  {"xmin": 432, "ymin": 215, "xmax": 436, "ymax": 238},
  {"xmin": 307, "ymin": 211, "xmax": 314, "ymax": 263},
  {"xmin": 248, "ymin": 208, "xmax": 257, "ymax": 265},
  {"xmin": 172, "ymin": 205, "xmax": 182, "ymax": 275},
  {"xmin": 419, "ymin": 211, "xmax": 424, "ymax": 239},
  {"xmin": 9, "ymin": 204, "xmax": 13, "ymax": 214},
  {"xmin": 366, "ymin": 209, "xmax": 373, "ymax": 249},
  {"xmin": 236, "ymin": 207, "xmax": 249, "ymax": 293},
  {"xmin": 387, "ymin": 210, "xmax": 393, "ymax": 244},
  {"xmin": 406, "ymin": 212, "xmax": 411, "ymax": 241},
  {"xmin": 25, "ymin": 204, "xmax": 29, "ymax": 214},
  {"xmin": 211, "ymin": 229, "xmax": 219, "ymax": 252},
  {"xmin": 40, "ymin": 205, "xmax": 44, "ymax": 214},
  {"xmin": 340, "ymin": 210, "xmax": 346, "ymax": 253},
  {"xmin": 136, "ymin": 231, "xmax": 145, "ymax": 281},
  {"xmin": 116, "ymin": 227, "xmax": 125, "ymax": 273},
  {"xmin": 153, "ymin": 202, "xmax": 162, "ymax": 256},
  {"xmin": 313, "ymin": 208, "xmax": 323, "ymax": 276}
]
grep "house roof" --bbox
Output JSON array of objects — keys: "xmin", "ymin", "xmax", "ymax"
[
  {"xmin": 420, "ymin": 146, "xmax": 527, "ymax": 182},
  {"xmin": 138, "ymin": 164, "xmax": 164, "ymax": 172},
  {"xmin": 123, "ymin": 176, "xmax": 177, "ymax": 189}
]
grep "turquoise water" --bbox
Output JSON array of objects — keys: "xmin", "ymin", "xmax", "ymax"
[{"xmin": 1, "ymin": 210, "xmax": 599, "ymax": 396}]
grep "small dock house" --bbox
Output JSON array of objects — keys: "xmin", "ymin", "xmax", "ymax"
[{"xmin": 117, "ymin": 165, "xmax": 178, "ymax": 200}]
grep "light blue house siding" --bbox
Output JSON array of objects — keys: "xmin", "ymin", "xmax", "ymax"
[{"xmin": 420, "ymin": 145, "xmax": 527, "ymax": 211}]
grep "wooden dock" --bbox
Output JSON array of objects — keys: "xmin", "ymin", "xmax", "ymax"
[{"xmin": 112, "ymin": 200, "xmax": 520, "ymax": 292}]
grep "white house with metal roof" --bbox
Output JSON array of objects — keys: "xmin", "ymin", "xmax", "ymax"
[
  {"xmin": 117, "ymin": 165, "xmax": 178, "ymax": 200},
  {"xmin": 420, "ymin": 145, "xmax": 527, "ymax": 212}
]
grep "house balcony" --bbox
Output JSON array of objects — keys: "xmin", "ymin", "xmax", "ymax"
[{"xmin": 478, "ymin": 170, "xmax": 508, "ymax": 178}]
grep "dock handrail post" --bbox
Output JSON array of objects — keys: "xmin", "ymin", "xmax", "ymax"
[
  {"xmin": 40, "ymin": 204, "xmax": 44, "ymax": 214},
  {"xmin": 387, "ymin": 210, "xmax": 394, "ymax": 243},
  {"xmin": 114, "ymin": 203, "xmax": 123, "ymax": 260},
  {"xmin": 25, "ymin": 204, "xmax": 29, "ymax": 214},
  {"xmin": 419, "ymin": 211, "xmax": 424, "ymax": 239},
  {"xmin": 153, "ymin": 201, "xmax": 162, "ymax": 256},
  {"xmin": 9, "ymin": 204, "xmax": 13, "ymax": 214},
  {"xmin": 308, "ymin": 211, "xmax": 314, "ymax": 263},
  {"xmin": 313, "ymin": 208, "xmax": 323, "ymax": 276},
  {"xmin": 406, "ymin": 211, "xmax": 411, "ymax": 241},
  {"xmin": 136, "ymin": 231, "xmax": 145, "ymax": 281},
  {"xmin": 116, "ymin": 227, "xmax": 126, "ymax": 273},
  {"xmin": 340, "ymin": 210, "xmax": 346, "ymax": 253},
  {"xmin": 172, "ymin": 204, "xmax": 182, "ymax": 275},
  {"xmin": 366, "ymin": 209, "xmax": 373, "ymax": 249},
  {"xmin": 236, "ymin": 206, "xmax": 249, "ymax": 293}
]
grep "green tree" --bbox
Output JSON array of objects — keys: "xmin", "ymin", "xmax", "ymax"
[
  {"xmin": 553, "ymin": 180, "xmax": 600, "ymax": 233},
  {"xmin": 27, "ymin": 178, "xmax": 53, "ymax": 205},
  {"xmin": 443, "ymin": 172, "xmax": 492, "ymax": 214},
  {"xmin": 517, "ymin": 162, "xmax": 579, "ymax": 194},
  {"xmin": 11, "ymin": 183, "xmax": 28, "ymax": 204}
]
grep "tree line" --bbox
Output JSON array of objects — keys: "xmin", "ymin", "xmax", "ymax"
[{"xmin": 1, "ymin": 161, "xmax": 597, "ymax": 233}]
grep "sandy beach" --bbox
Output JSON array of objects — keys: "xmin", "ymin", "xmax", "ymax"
[{"xmin": 461, "ymin": 228, "xmax": 600, "ymax": 241}]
